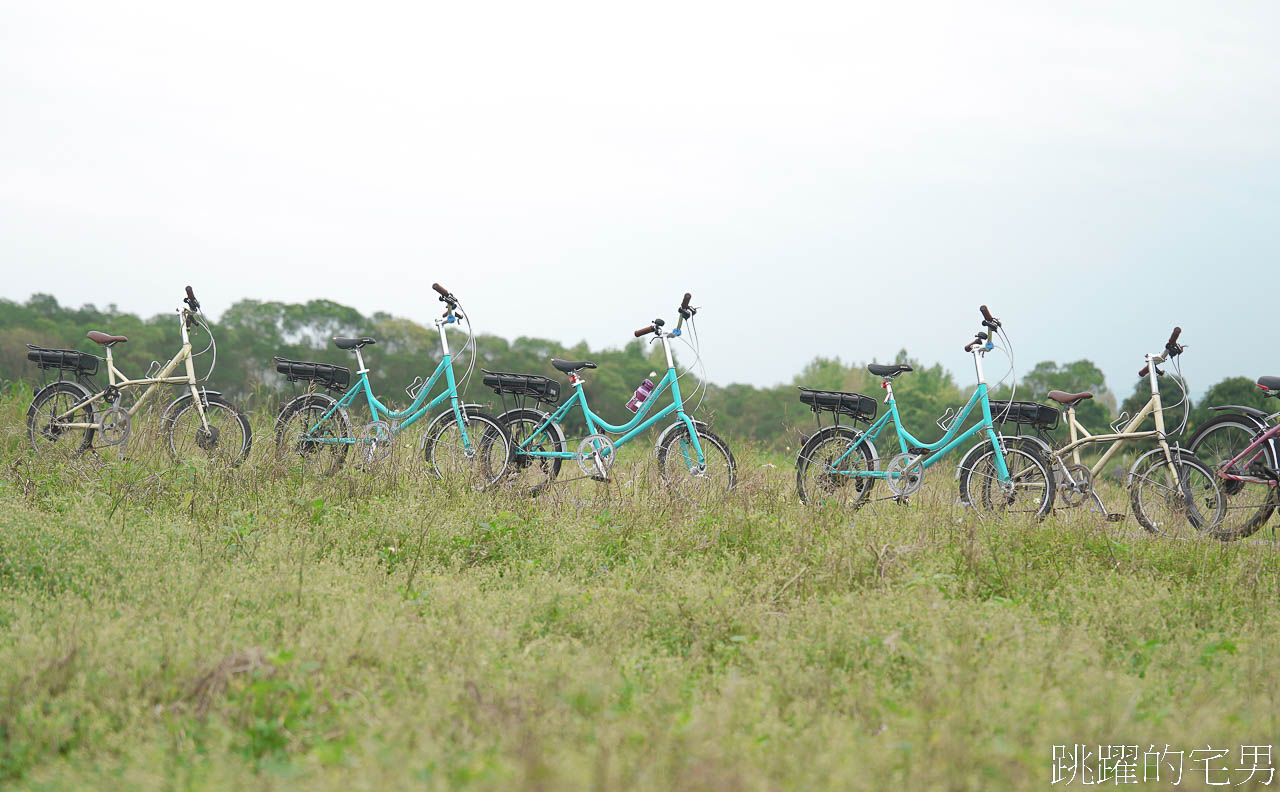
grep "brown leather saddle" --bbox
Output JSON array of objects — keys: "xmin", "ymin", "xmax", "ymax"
[
  {"xmin": 1047, "ymin": 390, "xmax": 1093, "ymax": 406},
  {"xmin": 87, "ymin": 331, "xmax": 128, "ymax": 346}
]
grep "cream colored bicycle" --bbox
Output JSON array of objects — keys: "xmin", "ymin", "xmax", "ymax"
[
  {"xmin": 960, "ymin": 327, "xmax": 1225, "ymax": 537},
  {"xmin": 25, "ymin": 286, "xmax": 252, "ymax": 466}
]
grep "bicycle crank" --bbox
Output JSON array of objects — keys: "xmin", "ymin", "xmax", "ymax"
[
  {"xmin": 359, "ymin": 420, "xmax": 394, "ymax": 464},
  {"xmin": 1057, "ymin": 463, "xmax": 1093, "ymax": 508},
  {"xmin": 885, "ymin": 452, "xmax": 926, "ymax": 497},
  {"xmin": 97, "ymin": 406, "xmax": 131, "ymax": 448},
  {"xmin": 576, "ymin": 434, "xmax": 616, "ymax": 480}
]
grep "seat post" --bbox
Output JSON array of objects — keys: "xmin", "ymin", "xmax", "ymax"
[{"xmin": 355, "ymin": 349, "xmax": 368, "ymax": 374}]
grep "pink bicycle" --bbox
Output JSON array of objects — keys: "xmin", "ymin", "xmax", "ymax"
[{"xmin": 1186, "ymin": 376, "xmax": 1280, "ymax": 540}]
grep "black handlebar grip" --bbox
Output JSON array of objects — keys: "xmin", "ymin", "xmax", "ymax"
[
  {"xmin": 681, "ymin": 293, "xmax": 692, "ymax": 311},
  {"xmin": 980, "ymin": 305, "xmax": 994, "ymax": 322},
  {"xmin": 1139, "ymin": 364, "xmax": 1150, "ymax": 378},
  {"xmin": 1168, "ymin": 326, "xmax": 1182, "ymax": 346},
  {"xmin": 635, "ymin": 325, "xmax": 656, "ymax": 337},
  {"xmin": 185, "ymin": 285, "xmax": 196, "ymax": 301},
  {"xmin": 184, "ymin": 285, "xmax": 200, "ymax": 310},
  {"xmin": 432, "ymin": 283, "xmax": 449, "ymax": 297}
]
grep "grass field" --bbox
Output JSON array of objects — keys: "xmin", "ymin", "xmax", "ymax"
[{"xmin": 2, "ymin": 390, "xmax": 1278, "ymax": 790}]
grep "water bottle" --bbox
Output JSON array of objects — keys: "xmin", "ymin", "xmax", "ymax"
[{"xmin": 625, "ymin": 378, "xmax": 656, "ymax": 413}]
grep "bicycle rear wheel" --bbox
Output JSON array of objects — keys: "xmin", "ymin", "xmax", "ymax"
[
  {"xmin": 496, "ymin": 408, "xmax": 566, "ymax": 495},
  {"xmin": 27, "ymin": 382, "xmax": 95, "ymax": 456},
  {"xmin": 275, "ymin": 394, "xmax": 351, "ymax": 475},
  {"xmin": 795, "ymin": 426, "xmax": 876, "ymax": 507},
  {"xmin": 1186, "ymin": 415, "xmax": 1276, "ymax": 539}
]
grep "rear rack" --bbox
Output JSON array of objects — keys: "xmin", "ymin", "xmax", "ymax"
[
  {"xmin": 798, "ymin": 387, "xmax": 877, "ymax": 423},
  {"xmin": 481, "ymin": 370, "xmax": 560, "ymax": 404},
  {"xmin": 988, "ymin": 399, "xmax": 1059, "ymax": 431},
  {"xmin": 482, "ymin": 368, "xmax": 561, "ymax": 419},
  {"xmin": 274, "ymin": 357, "xmax": 351, "ymax": 392},
  {"xmin": 25, "ymin": 344, "xmax": 101, "ymax": 393},
  {"xmin": 27, "ymin": 345, "xmax": 100, "ymax": 376}
]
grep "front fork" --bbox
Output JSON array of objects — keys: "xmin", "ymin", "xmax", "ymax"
[
  {"xmin": 444, "ymin": 356, "xmax": 473, "ymax": 454},
  {"xmin": 986, "ymin": 426, "xmax": 1013, "ymax": 484},
  {"xmin": 673, "ymin": 410, "xmax": 708, "ymax": 470},
  {"xmin": 183, "ymin": 345, "xmax": 212, "ymax": 432}
]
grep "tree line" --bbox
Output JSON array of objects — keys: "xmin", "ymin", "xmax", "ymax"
[{"xmin": 1, "ymin": 294, "xmax": 1271, "ymax": 451}]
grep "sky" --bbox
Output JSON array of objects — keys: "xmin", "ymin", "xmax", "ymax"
[{"xmin": 2, "ymin": 1, "xmax": 1277, "ymax": 398}]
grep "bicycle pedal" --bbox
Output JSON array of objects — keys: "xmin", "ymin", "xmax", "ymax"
[{"xmin": 1105, "ymin": 513, "xmax": 1125, "ymax": 523}]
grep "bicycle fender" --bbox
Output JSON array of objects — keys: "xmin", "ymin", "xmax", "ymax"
[
  {"xmin": 422, "ymin": 402, "xmax": 486, "ymax": 438},
  {"xmin": 654, "ymin": 418, "xmax": 709, "ymax": 452},
  {"xmin": 1125, "ymin": 446, "xmax": 1198, "ymax": 488},
  {"xmin": 1208, "ymin": 405, "xmax": 1273, "ymax": 423},
  {"xmin": 953, "ymin": 434, "xmax": 1053, "ymax": 480},
  {"xmin": 162, "ymin": 389, "xmax": 225, "ymax": 424},
  {"xmin": 33, "ymin": 380, "xmax": 95, "ymax": 402},
  {"xmin": 797, "ymin": 425, "xmax": 880, "ymax": 471},
  {"xmin": 274, "ymin": 391, "xmax": 347, "ymax": 433}
]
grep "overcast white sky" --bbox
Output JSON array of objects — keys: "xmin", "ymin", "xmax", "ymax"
[{"xmin": 2, "ymin": 1, "xmax": 1277, "ymax": 395}]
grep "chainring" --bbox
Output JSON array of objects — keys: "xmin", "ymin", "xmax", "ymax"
[
  {"xmin": 359, "ymin": 420, "xmax": 394, "ymax": 463},
  {"xmin": 1058, "ymin": 463, "xmax": 1094, "ymax": 508},
  {"xmin": 97, "ymin": 405, "xmax": 131, "ymax": 447},
  {"xmin": 576, "ymin": 434, "xmax": 616, "ymax": 480},
  {"xmin": 885, "ymin": 452, "xmax": 926, "ymax": 497}
]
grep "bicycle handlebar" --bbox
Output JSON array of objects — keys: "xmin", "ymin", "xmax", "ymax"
[
  {"xmin": 980, "ymin": 305, "xmax": 994, "ymax": 323},
  {"xmin": 432, "ymin": 283, "xmax": 449, "ymax": 297},
  {"xmin": 1139, "ymin": 363, "xmax": 1151, "ymax": 378},
  {"xmin": 1167, "ymin": 326, "xmax": 1182, "ymax": 347},
  {"xmin": 635, "ymin": 325, "xmax": 657, "ymax": 337},
  {"xmin": 184, "ymin": 285, "xmax": 200, "ymax": 311}
]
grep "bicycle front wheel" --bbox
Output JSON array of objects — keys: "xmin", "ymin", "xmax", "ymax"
[
  {"xmin": 958, "ymin": 438, "xmax": 1056, "ymax": 520},
  {"xmin": 655, "ymin": 425, "xmax": 737, "ymax": 501},
  {"xmin": 1129, "ymin": 451, "xmax": 1225, "ymax": 539},
  {"xmin": 423, "ymin": 410, "xmax": 511, "ymax": 490},
  {"xmin": 165, "ymin": 393, "xmax": 252, "ymax": 467},
  {"xmin": 1186, "ymin": 415, "xmax": 1276, "ymax": 540}
]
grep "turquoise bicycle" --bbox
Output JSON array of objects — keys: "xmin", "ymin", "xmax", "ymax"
[
  {"xmin": 485, "ymin": 293, "xmax": 736, "ymax": 498},
  {"xmin": 795, "ymin": 306, "xmax": 1056, "ymax": 517},
  {"xmin": 273, "ymin": 283, "xmax": 511, "ymax": 487}
]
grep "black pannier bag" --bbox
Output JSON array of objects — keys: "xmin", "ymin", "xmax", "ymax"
[
  {"xmin": 798, "ymin": 387, "xmax": 878, "ymax": 422},
  {"xmin": 986, "ymin": 399, "xmax": 1060, "ymax": 431},
  {"xmin": 274, "ymin": 357, "xmax": 351, "ymax": 391},
  {"xmin": 26, "ymin": 345, "xmax": 100, "ymax": 376},
  {"xmin": 481, "ymin": 370, "xmax": 561, "ymax": 404}
]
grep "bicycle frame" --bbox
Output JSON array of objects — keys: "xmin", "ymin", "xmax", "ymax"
[
  {"xmin": 1215, "ymin": 421, "xmax": 1280, "ymax": 488},
  {"xmin": 514, "ymin": 332, "xmax": 706, "ymax": 465},
  {"xmin": 303, "ymin": 317, "xmax": 473, "ymax": 449},
  {"xmin": 1053, "ymin": 354, "xmax": 1178, "ymax": 484},
  {"xmin": 827, "ymin": 348, "xmax": 1011, "ymax": 483},
  {"xmin": 50, "ymin": 312, "xmax": 212, "ymax": 431}
]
